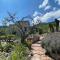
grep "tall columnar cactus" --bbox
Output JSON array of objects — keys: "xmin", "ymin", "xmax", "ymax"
[
  {"xmin": 55, "ymin": 19, "xmax": 59, "ymax": 32},
  {"xmin": 49, "ymin": 23, "xmax": 54, "ymax": 32}
]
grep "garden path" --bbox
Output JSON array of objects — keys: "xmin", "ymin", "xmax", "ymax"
[{"xmin": 31, "ymin": 35, "xmax": 53, "ymax": 60}]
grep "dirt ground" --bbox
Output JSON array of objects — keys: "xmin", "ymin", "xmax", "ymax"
[{"xmin": 31, "ymin": 35, "xmax": 54, "ymax": 60}]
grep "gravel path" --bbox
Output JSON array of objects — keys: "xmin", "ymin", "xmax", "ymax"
[{"xmin": 31, "ymin": 35, "xmax": 53, "ymax": 60}]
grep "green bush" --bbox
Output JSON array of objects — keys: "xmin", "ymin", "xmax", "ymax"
[
  {"xmin": 26, "ymin": 40, "xmax": 32, "ymax": 50},
  {"xmin": 7, "ymin": 35, "xmax": 16, "ymax": 39},
  {"xmin": 0, "ymin": 43, "xmax": 3, "ymax": 52},
  {"xmin": 0, "ymin": 35, "xmax": 16, "ymax": 41},
  {"xmin": 39, "ymin": 28, "xmax": 43, "ymax": 34},
  {"xmin": 41, "ymin": 33, "xmax": 60, "ymax": 60},
  {"xmin": 0, "ymin": 36, "xmax": 7, "ymax": 40},
  {"xmin": 3, "ymin": 43, "xmax": 14, "ymax": 53},
  {"xmin": 9, "ymin": 44, "xmax": 29, "ymax": 60},
  {"xmin": 0, "ymin": 43, "xmax": 14, "ymax": 53}
]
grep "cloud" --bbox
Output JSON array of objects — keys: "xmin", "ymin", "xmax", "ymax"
[
  {"xmin": 55, "ymin": 0, "xmax": 60, "ymax": 5},
  {"xmin": 39, "ymin": 0, "xmax": 48, "ymax": 8},
  {"xmin": 44, "ymin": 5, "xmax": 51, "ymax": 10},
  {"xmin": 33, "ymin": 11, "xmax": 42, "ymax": 17},
  {"xmin": 33, "ymin": 10, "xmax": 60, "ymax": 25},
  {"xmin": 32, "ymin": 0, "xmax": 60, "ymax": 25},
  {"xmin": 58, "ymin": 18, "xmax": 60, "ymax": 21},
  {"xmin": 33, "ymin": 11, "xmax": 38, "ymax": 17},
  {"xmin": 41, "ymin": 10, "xmax": 60, "ymax": 21}
]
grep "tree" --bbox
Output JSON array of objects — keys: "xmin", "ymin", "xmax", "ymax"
[
  {"xmin": 16, "ymin": 16, "xmax": 32, "ymax": 43},
  {"xmin": 4, "ymin": 12, "xmax": 32, "ymax": 43}
]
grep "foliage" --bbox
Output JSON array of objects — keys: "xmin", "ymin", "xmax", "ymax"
[
  {"xmin": 3, "ymin": 43, "xmax": 14, "ymax": 53},
  {"xmin": 37, "ymin": 23, "xmax": 49, "ymax": 33},
  {"xmin": 39, "ymin": 28, "xmax": 43, "ymax": 34},
  {"xmin": 0, "ymin": 42, "xmax": 14, "ymax": 53},
  {"xmin": 4, "ymin": 12, "xmax": 30, "ymax": 44},
  {"xmin": 29, "ymin": 28, "xmax": 35, "ymax": 34},
  {"xmin": 0, "ymin": 43, "xmax": 3, "ymax": 52},
  {"xmin": 26, "ymin": 40, "xmax": 32, "ymax": 50},
  {"xmin": 9, "ymin": 44, "xmax": 29, "ymax": 60},
  {"xmin": 49, "ymin": 23, "xmax": 54, "ymax": 32},
  {"xmin": 41, "ymin": 32, "xmax": 60, "ymax": 60},
  {"xmin": 6, "ymin": 34, "xmax": 16, "ymax": 40},
  {"xmin": 0, "ymin": 52, "xmax": 7, "ymax": 60},
  {"xmin": 0, "ymin": 35, "xmax": 16, "ymax": 40}
]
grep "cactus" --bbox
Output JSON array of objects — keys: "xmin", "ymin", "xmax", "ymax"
[
  {"xmin": 55, "ymin": 19, "xmax": 59, "ymax": 32},
  {"xmin": 49, "ymin": 23, "xmax": 54, "ymax": 32}
]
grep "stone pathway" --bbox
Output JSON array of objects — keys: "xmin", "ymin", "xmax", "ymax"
[{"xmin": 31, "ymin": 36, "xmax": 54, "ymax": 60}]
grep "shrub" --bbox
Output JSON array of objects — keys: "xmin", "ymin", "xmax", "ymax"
[
  {"xmin": 0, "ymin": 36, "xmax": 7, "ymax": 40},
  {"xmin": 0, "ymin": 43, "xmax": 3, "ymax": 52},
  {"xmin": 3, "ymin": 43, "xmax": 14, "ymax": 53},
  {"xmin": 0, "ymin": 35, "xmax": 16, "ymax": 42},
  {"xmin": 39, "ymin": 28, "xmax": 43, "ymax": 34},
  {"xmin": 6, "ymin": 35, "xmax": 16, "ymax": 40},
  {"xmin": 41, "ymin": 32, "xmax": 60, "ymax": 60},
  {"xmin": 26, "ymin": 39, "xmax": 32, "ymax": 50},
  {"xmin": 9, "ymin": 44, "xmax": 29, "ymax": 60}
]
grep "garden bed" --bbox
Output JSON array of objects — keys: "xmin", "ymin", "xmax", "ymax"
[{"xmin": 41, "ymin": 32, "xmax": 60, "ymax": 60}]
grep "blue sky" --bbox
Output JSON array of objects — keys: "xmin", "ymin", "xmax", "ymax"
[
  {"xmin": 32, "ymin": 0, "xmax": 60, "ymax": 25},
  {"xmin": 0, "ymin": 0, "xmax": 60, "ymax": 25},
  {"xmin": 0, "ymin": 0, "xmax": 41, "ymax": 25}
]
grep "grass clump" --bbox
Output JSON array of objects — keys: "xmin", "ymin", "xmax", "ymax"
[{"xmin": 9, "ymin": 44, "xmax": 29, "ymax": 60}]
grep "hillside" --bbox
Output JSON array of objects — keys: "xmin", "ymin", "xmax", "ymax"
[{"xmin": 33, "ymin": 21, "xmax": 55, "ymax": 33}]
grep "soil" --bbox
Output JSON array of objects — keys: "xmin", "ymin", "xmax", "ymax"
[{"xmin": 30, "ymin": 35, "xmax": 54, "ymax": 60}]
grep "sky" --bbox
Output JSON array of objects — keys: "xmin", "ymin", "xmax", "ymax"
[
  {"xmin": 0, "ymin": 0, "xmax": 60, "ymax": 25},
  {"xmin": 0, "ymin": 0, "xmax": 41, "ymax": 25},
  {"xmin": 33, "ymin": 0, "xmax": 60, "ymax": 25}
]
